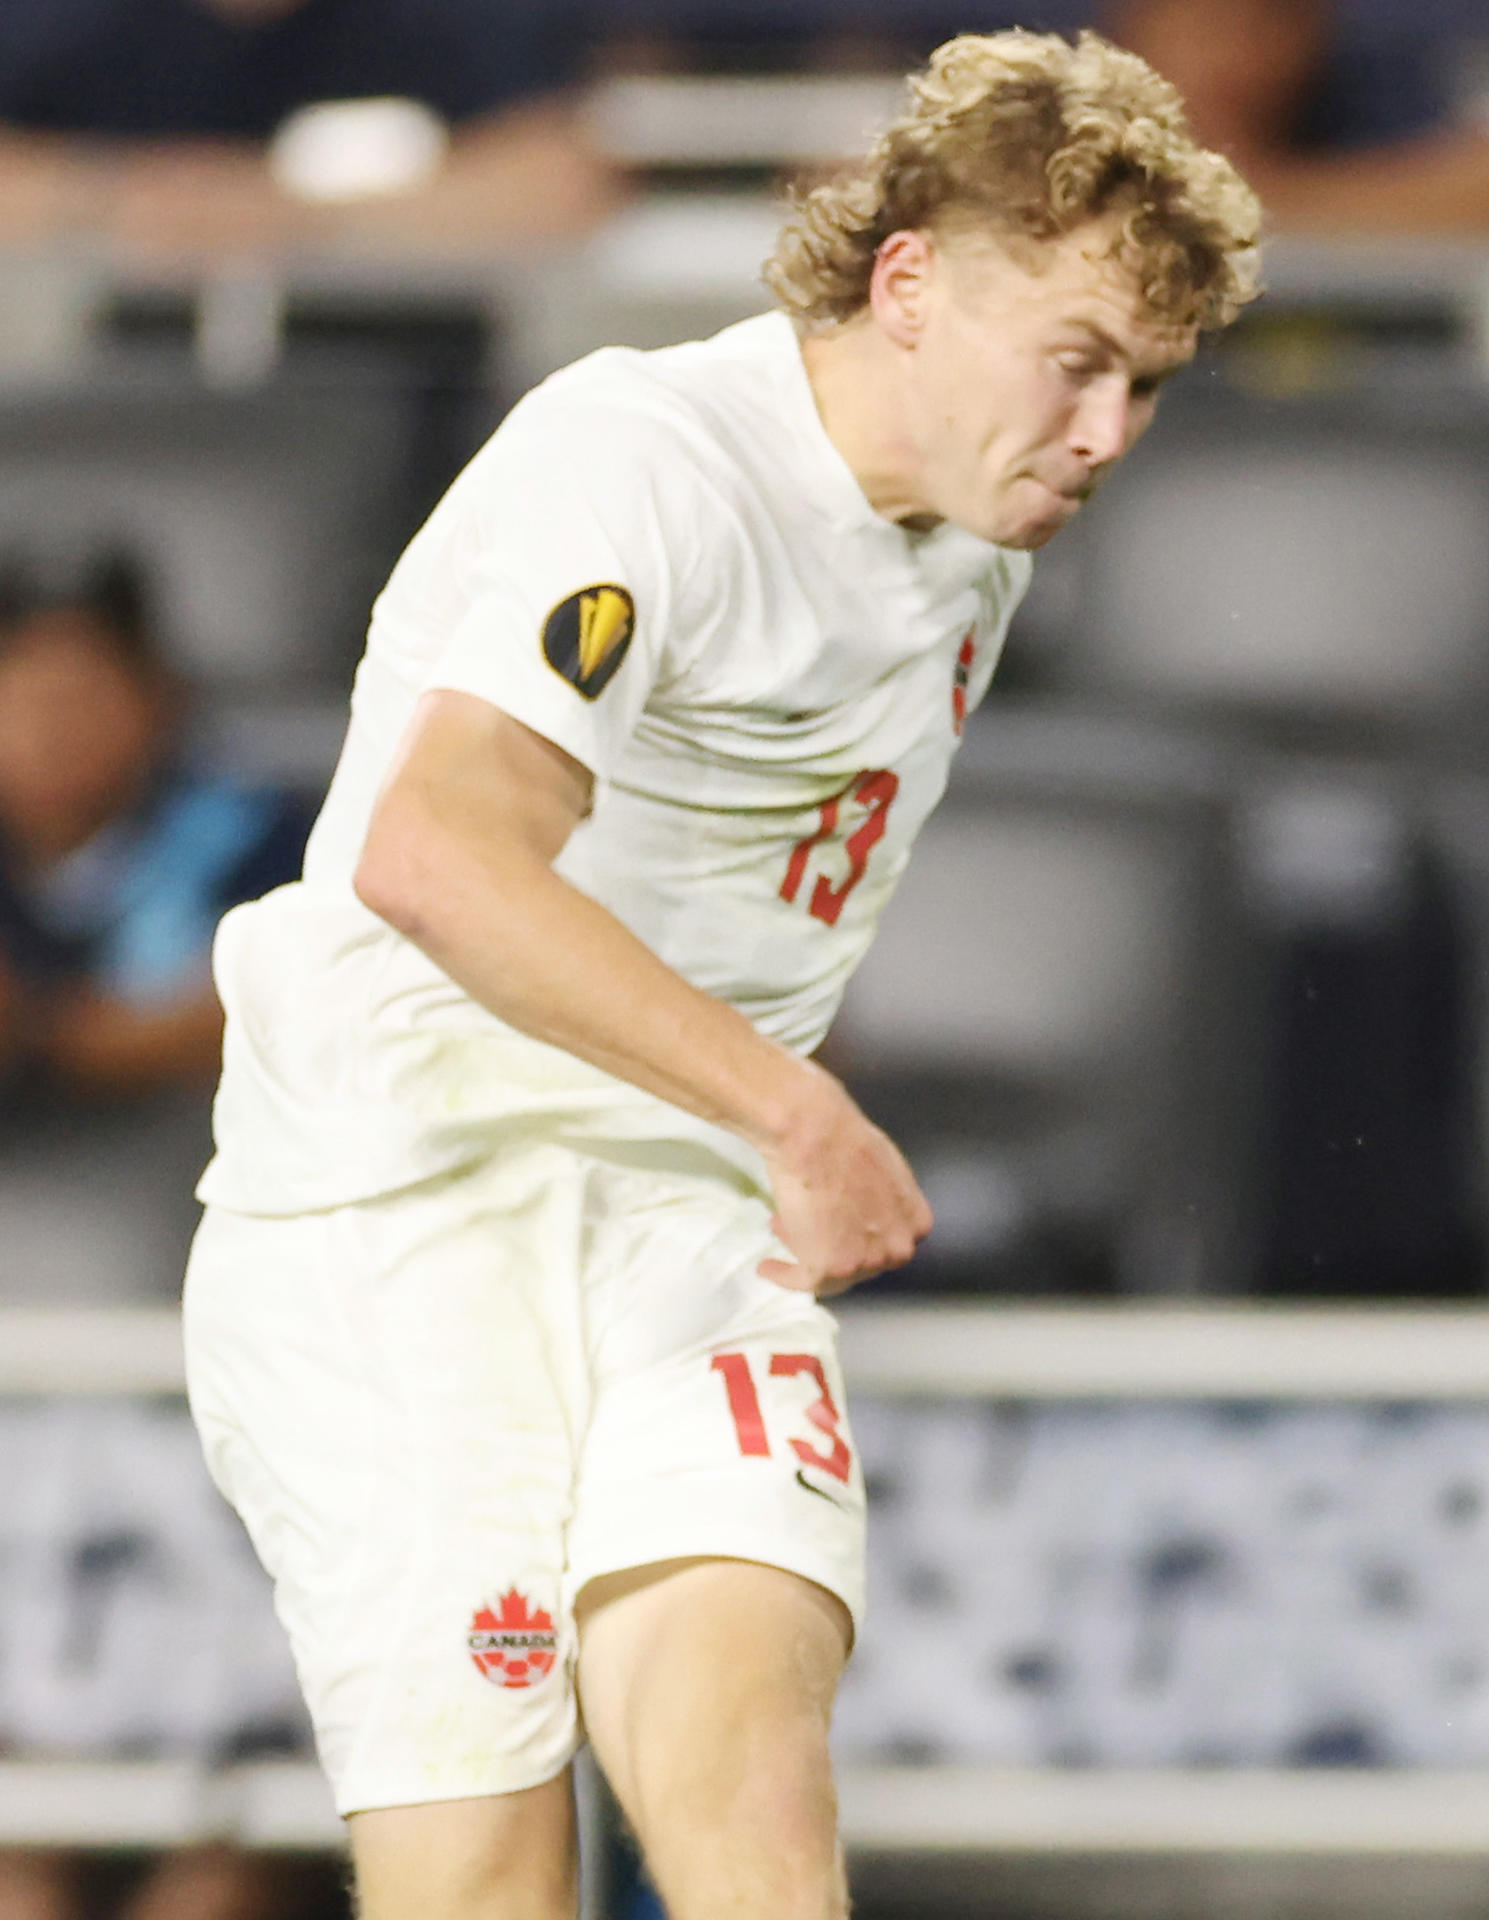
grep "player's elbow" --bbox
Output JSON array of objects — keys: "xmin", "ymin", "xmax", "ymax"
[
  {"xmin": 353, "ymin": 810, "xmax": 434, "ymax": 943},
  {"xmin": 352, "ymin": 850, "xmax": 414, "ymax": 938}
]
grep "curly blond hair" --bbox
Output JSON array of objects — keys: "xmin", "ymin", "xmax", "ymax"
[{"xmin": 764, "ymin": 29, "xmax": 1262, "ymax": 331}]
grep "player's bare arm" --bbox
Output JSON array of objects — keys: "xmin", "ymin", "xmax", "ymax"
[{"xmin": 354, "ymin": 688, "xmax": 932, "ymax": 1295}]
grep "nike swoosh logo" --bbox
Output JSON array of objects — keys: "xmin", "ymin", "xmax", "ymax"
[{"xmin": 795, "ymin": 1468, "xmax": 853, "ymax": 1511}]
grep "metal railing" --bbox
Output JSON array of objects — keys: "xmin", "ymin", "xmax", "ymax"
[{"xmin": 6, "ymin": 1302, "xmax": 1489, "ymax": 1857}]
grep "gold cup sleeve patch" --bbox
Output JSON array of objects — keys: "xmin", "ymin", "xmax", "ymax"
[{"xmin": 541, "ymin": 584, "xmax": 636, "ymax": 700}]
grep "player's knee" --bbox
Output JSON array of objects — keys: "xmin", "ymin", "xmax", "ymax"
[
  {"xmin": 700, "ymin": 1623, "xmax": 842, "ymax": 1844},
  {"xmin": 687, "ymin": 1696, "xmax": 839, "ymax": 1855},
  {"xmin": 739, "ymin": 1735, "xmax": 839, "ymax": 1869},
  {"xmin": 639, "ymin": 1723, "xmax": 843, "ymax": 1920}
]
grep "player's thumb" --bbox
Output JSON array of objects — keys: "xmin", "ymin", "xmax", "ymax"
[{"xmin": 757, "ymin": 1255, "xmax": 819, "ymax": 1291}]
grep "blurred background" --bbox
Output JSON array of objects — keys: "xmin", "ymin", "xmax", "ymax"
[{"xmin": 3, "ymin": 1, "xmax": 1489, "ymax": 1916}]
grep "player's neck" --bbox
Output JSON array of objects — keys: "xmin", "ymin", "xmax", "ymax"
[{"xmin": 797, "ymin": 320, "xmax": 940, "ymax": 531}]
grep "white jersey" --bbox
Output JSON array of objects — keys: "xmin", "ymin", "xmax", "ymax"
[{"xmin": 200, "ymin": 312, "xmax": 1031, "ymax": 1214}]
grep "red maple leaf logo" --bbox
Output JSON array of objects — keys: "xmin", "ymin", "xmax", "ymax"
[{"xmin": 467, "ymin": 1588, "xmax": 558, "ymax": 1689}]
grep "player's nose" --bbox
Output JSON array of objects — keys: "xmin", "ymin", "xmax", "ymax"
[{"xmin": 1068, "ymin": 376, "xmax": 1131, "ymax": 469}]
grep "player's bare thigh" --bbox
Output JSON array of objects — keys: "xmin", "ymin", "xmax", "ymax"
[
  {"xmin": 577, "ymin": 1556, "xmax": 853, "ymax": 1920},
  {"xmin": 347, "ymin": 1774, "xmax": 579, "ymax": 1920}
]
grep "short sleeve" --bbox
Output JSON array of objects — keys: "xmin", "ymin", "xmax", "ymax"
[{"xmin": 420, "ymin": 396, "xmax": 702, "ymax": 781}]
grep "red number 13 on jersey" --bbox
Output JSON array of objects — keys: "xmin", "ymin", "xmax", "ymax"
[{"xmin": 780, "ymin": 769, "xmax": 900, "ymax": 928}]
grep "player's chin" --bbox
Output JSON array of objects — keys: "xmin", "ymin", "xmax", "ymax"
[
  {"xmin": 1001, "ymin": 505, "xmax": 1080, "ymax": 550},
  {"xmin": 995, "ymin": 482, "xmax": 1088, "ymax": 549}
]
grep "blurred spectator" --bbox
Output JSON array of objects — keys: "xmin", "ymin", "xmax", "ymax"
[
  {"xmin": 0, "ymin": 1842, "xmax": 325, "ymax": 1920},
  {"xmin": 0, "ymin": 553, "xmax": 310, "ymax": 1106},
  {"xmin": 593, "ymin": 0, "xmax": 1489, "ymax": 232},
  {"xmin": 584, "ymin": 1, "xmax": 1088, "ymax": 72},
  {"xmin": 1109, "ymin": 0, "xmax": 1489, "ymax": 230},
  {"xmin": 0, "ymin": 0, "xmax": 621, "ymax": 257},
  {"xmin": 0, "ymin": 559, "xmax": 318, "ymax": 1916}
]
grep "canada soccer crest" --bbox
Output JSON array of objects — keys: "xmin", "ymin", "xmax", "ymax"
[
  {"xmin": 952, "ymin": 631, "xmax": 975, "ymax": 735},
  {"xmin": 468, "ymin": 1589, "xmax": 558, "ymax": 1689}
]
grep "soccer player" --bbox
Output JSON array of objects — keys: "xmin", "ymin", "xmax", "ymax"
[{"xmin": 184, "ymin": 30, "xmax": 1259, "ymax": 1920}]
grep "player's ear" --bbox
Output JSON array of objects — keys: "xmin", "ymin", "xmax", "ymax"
[{"xmin": 869, "ymin": 229, "xmax": 938, "ymax": 347}]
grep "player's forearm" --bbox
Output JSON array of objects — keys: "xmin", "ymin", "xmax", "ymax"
[{"xmin": 355, "ymin": 805, "xmax": 825, "ymax": 1159}]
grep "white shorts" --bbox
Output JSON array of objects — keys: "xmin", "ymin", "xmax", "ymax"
[{"xmin": 183, "ymin": 1140, "xmax": 864, "ymax": 1815}]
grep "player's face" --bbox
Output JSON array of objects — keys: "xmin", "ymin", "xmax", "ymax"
[{"xmin": 891, "ymin": 221, "xmax": 1198, "ymax": 549}]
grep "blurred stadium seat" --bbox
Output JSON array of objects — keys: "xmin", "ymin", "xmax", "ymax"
[
  {"xmin": 835, "ymin": 759, "xmax": 1247, "ymax": 1296},
  {"xmin": 968, "ymin": 368, "xmax": 1489, "ymax": 1302},
  {"xmin": 1052, "ymin": 377, "xmax": 1489, "ymax": 742},
  {"xmin": 0, "ymin": 360, "xmax": 422, "ymax": 705}
]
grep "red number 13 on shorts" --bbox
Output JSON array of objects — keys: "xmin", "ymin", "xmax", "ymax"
[{"xmin": 710, "ymin": 1351, "xmax": 853, "ymax": 1483}]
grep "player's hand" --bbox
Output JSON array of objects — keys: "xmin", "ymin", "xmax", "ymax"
[{"xmin": 757, "ymin": 1068, "xmax": 933, "ymax": 1297}]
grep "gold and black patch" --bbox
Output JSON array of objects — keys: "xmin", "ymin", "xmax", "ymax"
[{"xmin": 541, "ymin": 584, "xmax": 636, "ymax": 700}]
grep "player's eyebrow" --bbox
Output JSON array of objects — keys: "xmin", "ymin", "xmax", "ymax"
[
  {"xmin": 1061, "ymin": 318, "xmax": 1184, "ymax": 373},
  {"xmin": 1052, "ymin": 318, "xmax": 1142, "ymax": 367},
  {"xmin": 1058, "ymin": 320, "xmax": 1124, "ymax": 356}
]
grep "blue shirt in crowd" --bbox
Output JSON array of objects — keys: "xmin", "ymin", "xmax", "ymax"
[{"xmin": 0, "ymin": 769, "xmax": 311, "ymax": 1008}]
